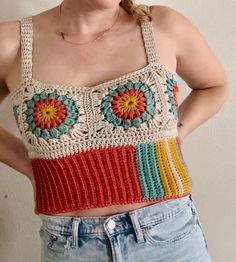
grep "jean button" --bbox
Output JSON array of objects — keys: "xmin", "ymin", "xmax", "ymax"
[{"xmin": 107, "ymin": 219, "xmax": 116, "ymax": 230}]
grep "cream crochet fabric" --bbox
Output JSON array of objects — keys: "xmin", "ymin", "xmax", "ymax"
[{"xmin": 10, "ymin": 16, "xmax": 179, "ymax": 159}]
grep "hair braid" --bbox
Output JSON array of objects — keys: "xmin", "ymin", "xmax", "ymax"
[{"xmin": 119, "ymin": 0, "xmax": 152, "ymax": 23}]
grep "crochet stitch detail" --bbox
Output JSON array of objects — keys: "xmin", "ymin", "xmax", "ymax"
[{"xmin": 10, "ymin": 9, "xmax": 192, "ymax": 215}]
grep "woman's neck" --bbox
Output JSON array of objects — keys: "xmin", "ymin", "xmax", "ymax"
[{"xmin": 58, "ymin": 0, "xmax": 125, "ymax": 36}]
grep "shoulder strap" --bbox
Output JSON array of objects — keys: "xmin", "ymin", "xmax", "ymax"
[
  {"xmin": 20, "ymin": 16, "xmax": 33, "ymax": 82},
  {"xmin": 140, "ymin": 5, "xmax": 161, "ymax": 65}
]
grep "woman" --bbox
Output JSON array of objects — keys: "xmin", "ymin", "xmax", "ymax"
[{"xmin": 0, "ymin": 0, "xmax": 227, "ymax": 261}]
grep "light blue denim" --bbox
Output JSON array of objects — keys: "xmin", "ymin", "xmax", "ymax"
[{"xmin": 38, "ymin": 194, "xmax": 212, "ymax": 262}]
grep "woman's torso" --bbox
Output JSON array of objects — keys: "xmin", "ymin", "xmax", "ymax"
[{"xmin": 4, "ymin": 5, "xmax": 182, "ymax": 217}]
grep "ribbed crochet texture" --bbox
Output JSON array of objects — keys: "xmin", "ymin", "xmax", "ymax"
[{"xmin": 10, "ymin": 7, "xmax": 192, "ymax": 215}]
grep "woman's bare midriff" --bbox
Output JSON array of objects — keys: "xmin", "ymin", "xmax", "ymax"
[{"xmin": 51, "ymin": 200, "xmax": 164, "ymax": 217}]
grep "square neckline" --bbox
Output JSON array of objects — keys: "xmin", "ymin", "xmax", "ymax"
[
  {"xmin": 29, "ymin": 16, "xmax": 156, "ymax": 89},
  {"xmin": 10, "ymin": 12, "xmax": 179, "ymax": 98}
]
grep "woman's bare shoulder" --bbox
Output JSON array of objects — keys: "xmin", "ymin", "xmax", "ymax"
[
  {"xmin": 0, "ymin": 20, "xmax": 20, "ymax": 85},
  {"xmin": 149, "ymin": 5, "xmax": 198, "ymax": 36},
  {"xmin": 149, "ymin": 5, "xmax": 227, "ymax": 92}
]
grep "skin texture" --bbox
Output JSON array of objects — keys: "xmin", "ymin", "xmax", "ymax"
[{"xmin": 0, "ymin": 1, "xmax": 228, "ymax": 216}]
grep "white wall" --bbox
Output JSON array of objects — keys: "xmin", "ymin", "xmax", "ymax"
[{"xmin": 0, "ymin": 0, "xmax": 235, "ymax": 261}]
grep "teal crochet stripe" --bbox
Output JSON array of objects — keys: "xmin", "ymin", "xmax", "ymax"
[
  {"xmin": 135, "ymin": 142, "xmax": 165, "ymax": 200},
  {"xmin": 148, "ymin": 142, "xmax": 165, "ymax": 198}
]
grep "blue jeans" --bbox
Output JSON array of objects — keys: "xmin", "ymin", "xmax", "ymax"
[{"xmin": 38, "ymin": 194, "xmax": 212, "ymax": 261}]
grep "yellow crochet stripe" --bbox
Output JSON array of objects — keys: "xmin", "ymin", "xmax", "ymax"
[
  {"xmin": 155, "ymin": 140, "xmax": 179, "ymax": 197},
  {"xmin": 168, "ymin": 138, "xmax": 191, "ymax": 193}
]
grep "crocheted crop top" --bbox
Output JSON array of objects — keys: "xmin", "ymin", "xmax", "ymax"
[{"xmin": 9, "ymin": 12, "xmax": 192, "ymax": 215}]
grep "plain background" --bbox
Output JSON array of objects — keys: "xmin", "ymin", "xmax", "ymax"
[{"xmin": 0, "ymin": 0, "xmax": 235, "ymax": 261}]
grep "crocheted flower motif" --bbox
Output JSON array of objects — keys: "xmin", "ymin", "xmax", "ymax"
[
  {"xmin": 25, "ymin": 91, "xmax": 79, "ymax": 140},
  {"xmin": 100, "ymin": 80, "xmax": 156, "ymax": 129},
  {"xmin": 165, "ymin": 78, "xmax": 179, "ymax": 119}
]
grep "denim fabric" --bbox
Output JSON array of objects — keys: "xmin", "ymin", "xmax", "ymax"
[{"xmin": 38, "ymin": 194, "xmax": 212, "ymax": 262}]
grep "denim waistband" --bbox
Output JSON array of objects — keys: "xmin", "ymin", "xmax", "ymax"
[{"xmin": 39, "ymin": 194, "xmax": 193, "ymax": 237}]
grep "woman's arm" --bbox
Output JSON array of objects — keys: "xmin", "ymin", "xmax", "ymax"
[
  {"xmin": 0, "ymin": 21, "xmax": 34, "ymax": 183},
  {"xmin": 151, "ymin": 5, "xmax": 228, "ymax": 142},
  {"xmin": 0, "ymin": 126, "xmax": 33, "ymax": 177}
]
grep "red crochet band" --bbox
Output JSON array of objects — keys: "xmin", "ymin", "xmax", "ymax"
[{"xmin": 30, "ymin": 137, "xmax": 192, "ymax": 215}]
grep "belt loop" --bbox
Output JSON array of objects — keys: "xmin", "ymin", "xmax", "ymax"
[
  {"xmin": 71, "ymin": 217, "xmax": 81, "ymax": 248},
  {"xmin": 129, "ymin": 210, "xmax": 145, "ymax": 244},
  {"xmin": 189, "ymin": 193, "xmax": 193, "ymax": 202}
]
